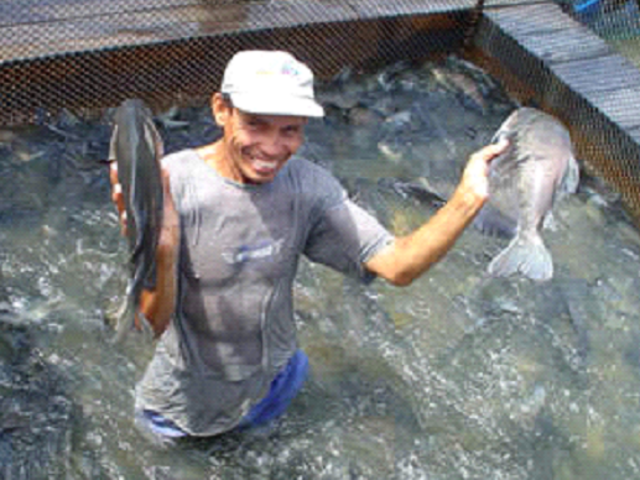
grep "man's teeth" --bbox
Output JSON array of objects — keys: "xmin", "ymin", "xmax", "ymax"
[{"xmin": 253, "ymin": 159, "xmax": 277, "ymax": 170}]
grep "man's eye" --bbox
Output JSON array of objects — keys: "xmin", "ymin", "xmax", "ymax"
[
  {"xmin": 244, "ymin": 116, "xmax": 263, "ymax": 128},
  {"xmin": 284, "ymin": 126, "xmax": 301, "ymax": 135}
]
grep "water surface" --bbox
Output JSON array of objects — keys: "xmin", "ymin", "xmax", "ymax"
[{"xmin": 1, "ymin": 56, "xmax": 640, "ymax": 479}]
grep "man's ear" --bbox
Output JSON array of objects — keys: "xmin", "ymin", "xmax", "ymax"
[{"xmin": 212, "ymin": 93, "xmax": 230, "ymax": 127}]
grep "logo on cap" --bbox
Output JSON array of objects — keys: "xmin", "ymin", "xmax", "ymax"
[{"xmin": 281, "ymin": 61, "xmax": 300, "ymax": 77}]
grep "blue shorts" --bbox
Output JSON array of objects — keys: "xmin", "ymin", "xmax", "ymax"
[{"xmin": 137, "ymin": 349, "xmax": 309, "ymax": 440}]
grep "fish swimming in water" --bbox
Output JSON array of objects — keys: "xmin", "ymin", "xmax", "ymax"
[
  {"xmin": 109, "ymin": 99, "xmax": 164, "ymax": 342},
  {"xmin": 475, "ymin": 107, "xmax": 579, "ymax": 281},
  {"xmin": 432, "ymin": 67, "xmax": 487, "ymax": 114}
]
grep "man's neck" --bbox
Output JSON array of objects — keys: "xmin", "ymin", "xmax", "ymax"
[{"xmin": 196, "ymin": 141, "xmax": 225, "ymax": 174}]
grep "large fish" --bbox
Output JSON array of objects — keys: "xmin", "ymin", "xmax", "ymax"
[
  {"xmin": 475, "ymin": 107, "xmax": 579, "ymax": 281},
  {"xmin": 109, "ymin": 99, "xmax": 164, "ymax": 342}
]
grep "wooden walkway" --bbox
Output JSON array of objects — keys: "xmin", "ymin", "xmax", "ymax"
[
  {"xmin": 0, "ymin": 0, "xmax": 476, "ymax": 63},
  {"xmin": 476, "ymin": 0, "xmax": 640, "ymax": 220},
  {"xmin": 0, "ymin": 0, "xmax": 477, "ymax": 126}
]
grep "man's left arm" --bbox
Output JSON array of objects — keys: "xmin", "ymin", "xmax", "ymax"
[{"xmin": 364, "ymin": 141, "xmax": 508, "ymax": 286}]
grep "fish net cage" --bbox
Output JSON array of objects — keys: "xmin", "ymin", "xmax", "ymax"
[
  {"xmin": 1, "ymin": 0, "xmax": 639, "ymax": 220},
  {"xmin": 0, "ymin": 0, "xmax": 483, "ymax": 124}
]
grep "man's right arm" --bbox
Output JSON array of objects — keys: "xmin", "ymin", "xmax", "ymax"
[
  {"xmin": 109, "ymin": 163, "xmax": 180, "ymax": 337},
  {"xmin": 364, "ymin": 141, "xmax": 508, "ymax": 286}
]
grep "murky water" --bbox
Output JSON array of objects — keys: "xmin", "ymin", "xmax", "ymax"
[{"xmin": 2, "ymin": 55, "xmax": 640, "ymax": 479}]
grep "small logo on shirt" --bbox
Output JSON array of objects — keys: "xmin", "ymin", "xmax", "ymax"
[{"xmin": 222, "ymin": 239, "xmax": 283, "ymax": 265}]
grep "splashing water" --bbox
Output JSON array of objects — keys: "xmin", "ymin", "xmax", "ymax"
[{"xmin": 1, "ymin": 56, "xmax": 640, "ymax": 478}]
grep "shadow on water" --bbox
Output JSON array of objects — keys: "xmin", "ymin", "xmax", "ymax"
[{"xmin": 1, "ymin": 54, "xmax": 640, "ymax": 478}]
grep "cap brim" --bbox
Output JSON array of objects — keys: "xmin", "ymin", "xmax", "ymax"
[{"xmin": 230, "ymin": 93, "xmax": 324, "ymax": 118}]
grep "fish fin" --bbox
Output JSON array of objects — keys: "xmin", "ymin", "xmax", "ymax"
[
  {"xmin": 136, "ymin": 310, "xmax": 156, "ymax": 342},
  {"xmin": 108, "ymin": 124, "xmax": 118, "ymax": 162},
  {"xmin": 550, "ymin": 154, "xmax": 580, "ymax": 207},
  {"xmin": 473, "ymin": 203, "xmax": 517, "ymax": 238},
  {"xmin": 378, "ymin": 177, "xmax": 447, "ymax": 207},
  {"xmin": 112, "ymin": 288, "xmax": 155, "ymax": 344},
  {"xmin": 541, "ymin": 211, "xmax": 561, "ymax": 232},
  {"xmin": 488, "ymin": 234, "xmax": 553, "ymax": 281},
  {"xmin": 561, "ymin": 154, "xmax": 580, "ymax": 195},
  {"xmin": 113, "ymin": 291, "xmax": 136, "ymax": 344}
]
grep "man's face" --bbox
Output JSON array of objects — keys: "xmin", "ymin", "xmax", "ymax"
[{"xmin": 214, "ymin": 96, "xmax": 307, "ymax": 184}]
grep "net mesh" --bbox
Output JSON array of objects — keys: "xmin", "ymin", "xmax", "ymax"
[
  {"xmin": 1, "ymin": 0, "xmax": 639, "ymax": 219},
  {"xmin": 0, "ymin": 1, "xmax": 477, "ymax": 124}
]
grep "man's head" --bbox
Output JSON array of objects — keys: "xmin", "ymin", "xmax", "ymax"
[
  {"xmin": 211, "ymin": 51, "xmax": 324, "ymax": 185},
  {"xmin": 221, "ymin": 50, "xmax": 324, "ymax": 118}
]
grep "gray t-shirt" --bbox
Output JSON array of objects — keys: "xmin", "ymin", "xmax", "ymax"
[{"xmin": 135, "ymin": 149, "xmax": 393, "ymax": 436}]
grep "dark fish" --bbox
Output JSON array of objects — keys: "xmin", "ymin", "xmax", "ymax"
[
  {"xmin": 109, "ymin": 99, "xmax": 164, "ymax": 342},
  {"xmin": 377, "ymin": 177, "xmax": 446, "ymax": 208},
  {"xmin": 476, "ymin": 107, "xmax": 579, "ymax": 281},
  {"xmin": 432, "ymin": 67, "xmax": 487, "ymax": 114}
]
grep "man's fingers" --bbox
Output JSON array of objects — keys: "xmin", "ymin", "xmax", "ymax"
[
  {"xmin": 109, "ymin": 161, "xmax": 119, "ymax": 185},
  {"xmin": 119, "ymin": 211, "xmax": 128, "ymax": 236},
  {"xmin": 111, "ymin": 182, "xmax": 122, "ymax": 203},
  {"xmin": 484, "ymin": 139, "xmax": 509, "ymax": 160},
  {"xmin": 467, "ymin": 140, "xmax": 509, "ymax": 175},
  {"xmin": 111, "ymin": 179, "xmax": 126, "ymax": 219},
  {"xmin": 108, "ymin": 162, "xmax": 128, "ymax": 234}
]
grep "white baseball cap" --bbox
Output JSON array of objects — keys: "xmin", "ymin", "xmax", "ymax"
[{"xmin": 221, "ymin": 50, "xmax": 324, "ymax": 118}]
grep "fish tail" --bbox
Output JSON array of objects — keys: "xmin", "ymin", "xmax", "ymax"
[{"xmin": 488, "ymin": 233, "xmax": 553, "ymax": 281}]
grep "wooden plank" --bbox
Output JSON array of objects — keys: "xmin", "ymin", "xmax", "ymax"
[
  {"xmin": 586, "ymin": 86, "xmax": 640, "ymax": 130},
  {"xmin": 352, "ymin": 0, "xmax": 475, "ymax": 18},
  {"xmin": 483, "ymin": 3, "xmax": 583, "ymax": 35},
  {"xmin": 552, "ymin": 54, "xmax": 640, "ymax": 95},
  {"xmin": 514, "ymin": 29, "xmax": 613, "ymax": 64},
  {"xmin": 0, "ymin": 0, "xmax": 475, "ymax": 64},
  {"xmin": 0, "ymin": 0, "xmax": 202, "ymax": 25},
  {"xmin": 484, "ymin": 0, "xmax": 547, "ymax": 6},
  {"xmin": 0, "ymin": 1, "xmax": 362, "ymax": 63},
  {"xmin": 242, "ymin": 1, "xmax": 358, "ymax": 28},
  {"xmin": 0, "ymin": 0, "xmax": 474, "ymax": 30},
  {"xmin": 0, "ymin": 4, "xmax": 247, "ymax": 62},
  {"xmin": 484, "ymin": 5, "xmax": 613, "ymax": 63}
]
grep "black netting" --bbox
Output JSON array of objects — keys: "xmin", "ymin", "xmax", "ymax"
[
  {"xmin": 2, "ymin": 1, "xmax": 639, "ymax": 221},
  {"xmin": 0, "ymin": 0, "xmax": 639, "ymax": 216},
  {"xmin": 0, "ymin": 1, "xmax": 478, "ymax": 124}
]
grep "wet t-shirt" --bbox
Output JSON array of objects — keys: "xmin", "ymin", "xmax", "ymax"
[{"xmin": 136, "ymin": 150, "xmax": 393, "ymax": 436}]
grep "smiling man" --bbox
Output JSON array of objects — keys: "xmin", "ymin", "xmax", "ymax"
[{"xmin": 110, "ymin": 50, "xmax": 507, "ymax": 445}]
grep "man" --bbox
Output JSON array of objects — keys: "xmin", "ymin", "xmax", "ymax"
[{"xmin": 110, "ymin": 50, "xmax": 507, "ymax": 444}]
